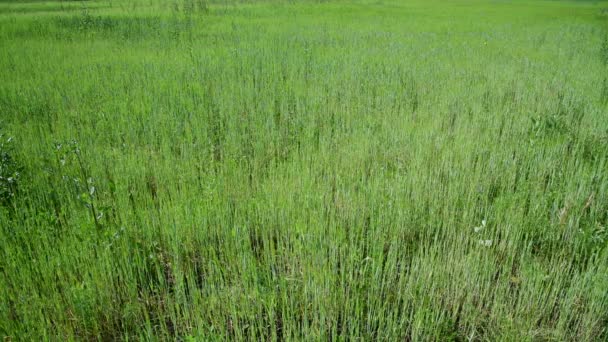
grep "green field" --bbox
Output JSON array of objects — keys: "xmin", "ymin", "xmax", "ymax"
[{"xmin": 1, "ymin": 0, "xmax": 607, "ymax": 340}]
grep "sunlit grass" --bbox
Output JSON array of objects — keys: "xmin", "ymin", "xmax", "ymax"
[{"xmin": 0, "ymin": 0, "xmax": 607, "ymax": 339}]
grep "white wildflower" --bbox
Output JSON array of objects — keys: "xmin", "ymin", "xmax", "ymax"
[
  {"xmin": 473, "ymin": 219, "xmax": 487, "ymax": 233},
  {"xmin": 479, "ymin": 239, "xmax": 493, "ymax": 247}
]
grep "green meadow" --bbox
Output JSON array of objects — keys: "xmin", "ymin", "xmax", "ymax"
[{"xmin": 1, "ymin": 0, "xmax": 607, "ymax": 339}]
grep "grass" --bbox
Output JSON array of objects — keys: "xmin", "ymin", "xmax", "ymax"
[{"xmin": 1, "ymin": 0, "xmax": 607, "ymax": 340}]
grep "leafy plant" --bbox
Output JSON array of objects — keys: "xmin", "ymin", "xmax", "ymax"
[{"xmin": 0, "ymin": 132, "xmax": 20, "ymax": 208}]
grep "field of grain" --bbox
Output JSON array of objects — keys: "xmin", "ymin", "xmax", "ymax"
[{"xmin": 1, "ymin": 0, "xmax": 607, "ymax": 340}]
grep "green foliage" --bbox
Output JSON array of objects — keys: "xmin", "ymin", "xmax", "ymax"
[
  {"xmin": 0, "ymin": 0, "xmax": 607, "ymax": 340},
  {"xmin": 0, "ymin": 132, "xmax": 20, "ymax": 208}
]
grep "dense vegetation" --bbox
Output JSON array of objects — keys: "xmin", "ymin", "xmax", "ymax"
[{"xmin": 1, "ymin": 0, "xmax": 607, "ymax": 339}]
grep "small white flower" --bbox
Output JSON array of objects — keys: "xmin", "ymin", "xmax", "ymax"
[
  {"xmin": 473, "ymin": 219, "xmax": 487, "ymax": 233},
  {"xmin": 479, "ymin": 239, "xmax": 493, "ymax": 247}
]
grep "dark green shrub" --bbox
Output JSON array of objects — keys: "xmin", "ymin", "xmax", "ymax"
[{"xmin": 0, "ymin": 132, "xmax": 20, "ymax": 208}]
